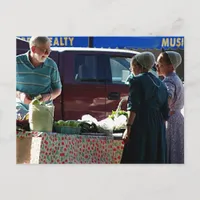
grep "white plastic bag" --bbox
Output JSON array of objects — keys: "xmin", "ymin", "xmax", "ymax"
[
  {"xmin": 97, "ymin": 118, "xmax": 115, "ymax": 134},
  {"xmin": 29, "ymin": 103, "xmax": 54, "ymax": 132},
  {"xmin": 81, "ymin": 114, "xmax": 98, "ymax": 124},
  {"xmin": 113, "ymin": 115, "xmax": 127, "ymax": 130}
]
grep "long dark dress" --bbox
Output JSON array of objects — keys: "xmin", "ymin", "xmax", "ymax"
[{"xmin": 120, "ymin": 72, "xmax": 170, "ymax": 164}]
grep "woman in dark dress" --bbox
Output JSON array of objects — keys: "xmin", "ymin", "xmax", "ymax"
[{"xmin": 120, "ymin": 52, "xmax": 170, "ymax": 164}]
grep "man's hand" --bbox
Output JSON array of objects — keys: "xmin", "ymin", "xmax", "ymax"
[
  {"xmin": 19, "ymin": 93, "xmax": 32, "ymax": 104},
  {"xmin": 41, "ymin": 93, "xmax": 51, "ymax": 102}
]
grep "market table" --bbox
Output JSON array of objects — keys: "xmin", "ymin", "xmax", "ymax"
[{"xmin": 16, "ymin": 131, "xmax": 124, "ymax": 164}]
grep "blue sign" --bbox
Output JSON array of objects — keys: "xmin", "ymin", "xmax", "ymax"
[
  {"xmin": 17, "ymin": 36, "xmax": 89, "ymax": 47},
  {"xmin": 17, "ymin": 36, "xmax": 184, "ymax": 49},
  {"xmin": 93, "ymin": 36, "xmax": 184, "ymax": 50}
]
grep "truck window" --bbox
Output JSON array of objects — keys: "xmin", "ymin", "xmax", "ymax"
[
  {"xmin": 74, "ymin": 54, "xmax": 106, "ymax": 83},
  {"xmin": 109, "ymin": 57, "xmax": 131, "ymax": 84}
]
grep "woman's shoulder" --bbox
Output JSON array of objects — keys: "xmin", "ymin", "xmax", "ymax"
[
  {"xmin": 132, "ymin": 73, "xmax": 148, "ymax": 81},
  {"xmin": 129, "ymin": 73, "xmax": 154, "ymax": 85},
  {"xmin": 129, "ymin": 74, "xmax": 142, "ymax": 83},
  {"xmin": 145, "ymin": 73, "xmax": 168, "ymax": 91},
  {"xmin": 129, "ymin": 72, "xmax": 164, "ymax": 87},
  {"xmin": 164, "ymin": 74, "xmax": 174, "ymax": 82},
  {"xmin": 163, "ymin": 73, "xmax": 182, "ymax": 87},
  {"xmin": 128, "ymin": 75, "xmax": 142, "ymax": 88},
  {"xmin": 164, "ymin": 72, "xmax": 182, "ymax": 82}
]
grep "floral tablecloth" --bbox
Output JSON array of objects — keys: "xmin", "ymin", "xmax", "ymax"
[
  {"xmin": 112, "ymin": 140, "xmax": 124, "ymax": 163},
  {"xmin": 16, "ymin": 131, "xmax": 124, "ymax": 164}
]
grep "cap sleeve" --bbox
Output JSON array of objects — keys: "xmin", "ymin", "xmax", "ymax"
[
  {"xmin": 127, "ymin": 78, "xmax": 142, "ymax": 112},
  {"xmin": 51, "ymin": 61, "xmax": 62, "ymax": 90},
  {"xmin": 163, "ymin": 79, "xmax": 176, "ymax": 99}
]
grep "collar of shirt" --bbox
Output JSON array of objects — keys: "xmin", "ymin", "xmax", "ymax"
[{"xmin": 25, "ymin": 51, "xmax": 47, "ymax": 69}]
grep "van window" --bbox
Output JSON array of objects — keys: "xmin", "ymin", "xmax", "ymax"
[{"xmin": 109, "ymin": 57, "xmax": 131, "ymax": 84}]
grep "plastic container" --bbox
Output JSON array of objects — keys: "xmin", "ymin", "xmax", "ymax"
[{"xmin": 54, "ymin": 126, "xmax": 81, "ymax": 135}]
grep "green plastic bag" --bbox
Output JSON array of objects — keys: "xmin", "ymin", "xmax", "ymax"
[{"xmin": 29, "ymin": 102, "xmax": 54, "ymax": 132}]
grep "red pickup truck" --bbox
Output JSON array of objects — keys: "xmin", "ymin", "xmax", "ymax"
[{"xmin": 17, "ymin": 38, "xmax": 141, "ymax": 121}]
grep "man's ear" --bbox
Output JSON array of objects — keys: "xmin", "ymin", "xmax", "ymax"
[{"xmin": 31, "ymin": 46, "xmax": 36, "ymax": 53}]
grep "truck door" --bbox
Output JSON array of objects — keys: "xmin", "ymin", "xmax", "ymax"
[
  {"xmin": 61, "ymin": 51, "xmax": 107, "ymax": 121},
  {"xmin": 105, "ymin": 53, "xmax": 134, "ymax": 116}
]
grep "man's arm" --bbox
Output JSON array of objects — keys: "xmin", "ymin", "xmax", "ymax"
[
  {"xmin": 48, "ymin": 61, "xmax": 62, "ymax": 101},
  {"xmin": 16, "ymin": 91, "xmax": 32, "ymax": 104},
  {"xmin": 40, "ymin": 60, "xmax": 62, "ymax": 102},
  {"xmin": 50, "ymin": 88, "xmax": 62, "ymax": 100}
]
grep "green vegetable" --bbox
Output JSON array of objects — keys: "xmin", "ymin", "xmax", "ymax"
[
  {"xmin": 108, "ymin": 110, "xmax": 128, "ymax": 119},
  {"xmin": 65, "ymin": 120, "xmax": 79, "ymax": 127},
  {"xmin": 57, "ymin": 120, "xmax": 65, "ymax": 126}
]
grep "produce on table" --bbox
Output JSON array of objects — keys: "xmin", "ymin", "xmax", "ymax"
[
  {"xmin": 53, "ymin": 120, "xmax": 82, "ymax": 134},
  {"xmin": 97, "ymin": 117, "xmax": 114, "ymax": 134},
  {"xmin": 79, "ymin": 121, "xmax": 98, "ymax": 133},
  {"xmin": 113, "ymin": 115, "xmax": 127, "ymax": 130},
  {"xmin": 65, "ymin": 120, "xmax": 80, "ymax": 128},
  {"xmin": 108, "ymin": 109, "xmax": 128, "ymax": 131},
  {"xmin": 54, "ymin": 120, "xmax": 80, "ymax": 128},
  {"xmin": 53, "ymin": 108, "xmax": 128, "ymax": 134},
  {"xmin": 56, "ymin": 120, "xmax": 65, "ymax": 126},
  {"xmin": 54, "ymin": 119, "xmax": 99, "ymax": 134},
  {"xmin": 108, "ymin": 110, "xmax": 128, "ymax": 120}
]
